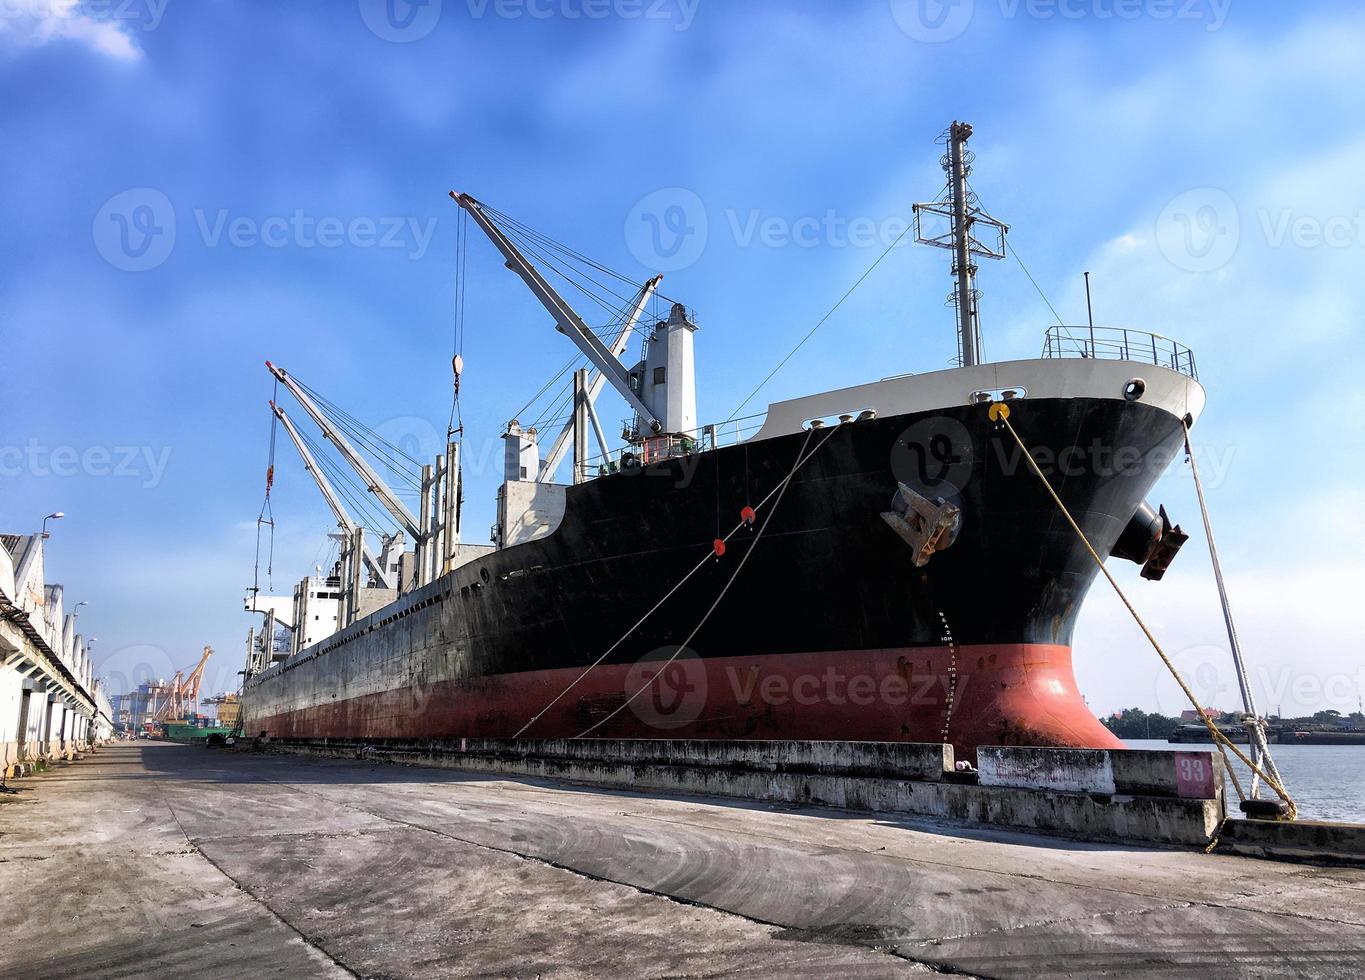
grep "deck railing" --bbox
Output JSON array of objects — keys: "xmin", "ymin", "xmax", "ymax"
[
  {"xmin": 584, "ymin": 413, "xmax": 768, "ymax": 476},
  {"xmin": 1041, "ymin": 326, "xmax": 1198, "ymax": 380}
]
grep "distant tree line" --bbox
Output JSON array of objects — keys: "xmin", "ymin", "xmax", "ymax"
[
  {"xmin": 1102, "ymin": 708, "xmax": 1180, "ymax": 739},
  {"xmin": 1103, "ymin": 707, "xmax": 1365, "ymax": 738},
  {"xmin": 1289, "ymin": 709, "xmax": 1365, "ymax": 729}
]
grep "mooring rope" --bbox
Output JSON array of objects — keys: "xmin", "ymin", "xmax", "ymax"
[
  {"xmin": 1181, "ymin": 418, "xmax": 1286, "ymax": 799},
  {"xmin": 989, "ymin": 403, "xmax": 1296, "ymax": 820},
  {"xmin": 574, "ymin": 428, "xmax": 831, "ymax": 739},
  {"xmin": 515, "ymin": 423, "xmax": 838, "ymax": 739}
]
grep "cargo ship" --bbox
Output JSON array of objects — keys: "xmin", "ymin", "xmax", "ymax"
[{"xmin": 241, "ymin": 123, "xmax": 1203, "ymax": 757}]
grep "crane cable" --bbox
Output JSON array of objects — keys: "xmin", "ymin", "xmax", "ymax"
[
  {"xmin": 988, "ymin": 403, "xmax": 1296, "ymax": 825},
  {"xmin": 575, "ymin": 425, "xmax": 830, "ymax": 739},
  {"xmin": 294, "ymin": 378, "xmax": 425, "ymax": 485},
  {"xmin": 449, "ymin": 208, "xmax": 467, "ymax": 441},
  {"xmin": 965, "ymin": 176, "xmax": 1089, "ymax": 359},
  {"xmin": 724, "ymin": 222, "xmax": 912, "ymax": 424},
  {"xmin": 252, "ymin": 380, "xmax": 279, "ymax": 596}
]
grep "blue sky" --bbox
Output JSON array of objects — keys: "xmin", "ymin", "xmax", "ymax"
[{"xmin": 2, "ymin": 0, "xmax": 1362, "ymax": 715}]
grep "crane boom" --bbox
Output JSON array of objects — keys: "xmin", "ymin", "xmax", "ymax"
[
  {"xmin": 152, "ymin": 671, "xmax": 183, "ymax": 722},
  {"xmin": 449, "ymin": 191, "xmax": 661, "ymax": 432},
  {"xmin": 266, "ymin": 361, "xmax": 423, "ymax": 541},
  {"xmin": 181, "ymin": 645, "xmax": 212, "ymax": 713},
  {"xmin": 271, "ymin": 402, "xmax": 394, "ymax": 588},
  {"xmin": 540, "ymin": 274, "xmax": 662, "ymax": 480}
]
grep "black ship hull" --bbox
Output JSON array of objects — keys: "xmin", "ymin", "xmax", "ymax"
[{"xmin": 245, "ymin": 382, "xmax": 1193, "ymax": 757}]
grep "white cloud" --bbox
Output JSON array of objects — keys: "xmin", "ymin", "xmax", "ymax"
[{"xmin": 0, "ymin": 0, "xmax": 142, "ymax": 61}]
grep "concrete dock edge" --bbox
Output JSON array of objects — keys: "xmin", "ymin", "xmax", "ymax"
[
  {"xmin": 1218, "ymin": 818, "xmax": 1365, "ymax": 866},
  {"xmin": 259, "ymin": 737, "xmax": 1226, "ymax": 848}
]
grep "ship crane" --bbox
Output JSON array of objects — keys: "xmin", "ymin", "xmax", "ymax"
[
  {"xmin": 269, "ymin": 401, "xmax": 396, "ymax": 590},
  {"xmin": 266, "ymin": 361, "xmax": 423, "ymax": 543},
  {"xmin": 538, "ymin": 274, "xmax": 662, "ymax": 480},
  {"xmin": 450, "ymin": 191, "xmax": 664, "ymax": 435}
]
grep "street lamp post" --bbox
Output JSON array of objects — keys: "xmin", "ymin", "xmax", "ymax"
[{"xmin": 41, "ymin": 512, "xmax": 65, "ymax": 538}]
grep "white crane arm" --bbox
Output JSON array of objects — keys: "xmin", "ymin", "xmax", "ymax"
[
  {"xmin": 540, "ymin": 274, "xmax": 661, "ymax": 480},
  {"xmin": 271, "ymin": 402, "xmax": 394, "ymax": 589},
  {"xmin": 449, "ymin": 191, "xmax": 661, "ymax": 432},
  {"xmin": 267, "ymin": 361, "xmax": 422, "ymax": 541}
]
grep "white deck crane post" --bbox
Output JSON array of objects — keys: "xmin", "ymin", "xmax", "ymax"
[
  {"xmin": 582, "ymin": 380, "xmax": 614, "ymax": 476},
  {"xmin": 540, "ymin": 275, "xmax": 662, "ymax": 480},
  {"xmin": 448, "ymin": 192, "xmax": 663, "ymax": 434},
  {"xmin": 266, "ymin": 361, "xmax": 426, "ymax": 582},
  {"xmin": 270, "ymin": 402, "xmax": 395, "ymax": 590},
  {"xmin": 442, "ymin": 439, "xmax": 461, "ymax": 574},
  {"xmin": 417, "ymin": 462, "xmax": 435, "ymax": 585}
]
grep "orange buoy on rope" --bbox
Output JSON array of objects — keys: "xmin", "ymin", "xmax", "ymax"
[{"xmin": 712, "ymin": 538, "xmax": 726, "ymax": 558}]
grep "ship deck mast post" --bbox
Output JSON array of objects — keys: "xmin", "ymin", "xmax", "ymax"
[
  {"xmin": 913, "ymin": 121, "xmax": 1008, "ymax": 367},
  {"xmin": 441, "ymin": 439, "xmax": 461, "ymax": 574},
  {"xmin": 415, "ymin": 464, "xmax": 434, "ymax": 586},
  {"xmin": 948, "ymin": 121, "xmax": 980, "ymax": 367},
  {"xmin": 585, "ymin": 384, "xmax": 613, "ymax": 470},
  {"xmin": 572, "ymin": 370, "xmax": 589, "ymax": 485},
  {"xmin": 429, "ymin": 455, "xmax": 444, "ymax": 582}
]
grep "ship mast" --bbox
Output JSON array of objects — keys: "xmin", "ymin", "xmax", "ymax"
[
  {"xmin": 948, "ymin": 123, "xmax": 980, "ymax": 366},
  {"xmin": 914, "ymin": 121, "xmax": 1009, "ymax": 367}
]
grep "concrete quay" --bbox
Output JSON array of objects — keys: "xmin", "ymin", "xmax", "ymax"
[
  {"xmin": 281, "ymin": 736, "xmax": 1228, "ymax": 847},
  {"xmin": 4, "ymin": 742, "xmax": 1365, "ymax": 978}
]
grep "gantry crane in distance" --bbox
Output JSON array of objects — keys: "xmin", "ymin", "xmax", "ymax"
[
  {"xmin": 152, "ymin": 646, "xmax": 214, "ymax": 723},
  {"xmin": 202, "ymin": 692, "xmax": 241, "ymax": 728}
]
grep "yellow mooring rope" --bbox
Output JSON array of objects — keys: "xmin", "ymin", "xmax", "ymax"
[{"xmin": 986, "ymin": 402, "xmax": 1297, "ymax": 823}]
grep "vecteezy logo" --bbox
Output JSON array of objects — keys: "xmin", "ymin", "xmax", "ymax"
[
  {"xmin": 624, "ymin": 187, "xmax": 708, "ymax": 273},
  {"xmin": 93, "ymin": 188, "xmax": 176, "ymax": 272},
  {"xmin": 359, "ymin": 0, "xmax": 443, "ymax": 42},
  {"xmin": 1152, "ymin": 644, "xmax": 1233, "ymax": 716},
  {"xmin": 625, "ymin": 646, "xmax": 707, "ymax": 731},
  {"xmin": 1155, "ymin": 187, "xmax": 1240, "ymax": 273},
  {"xmin": 890, "ymin": 416, "xmax": 975, "ymax": 503},
  {"xmin": 889, "ymin": 0, "xmax": 975, "ymax": 43}
]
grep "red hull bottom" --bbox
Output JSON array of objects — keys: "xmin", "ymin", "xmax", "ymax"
[{"xmin": 247, "ymin": 643, "xmax": 1120, "ymax": 759}]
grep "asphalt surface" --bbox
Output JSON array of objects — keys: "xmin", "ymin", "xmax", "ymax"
[{"xmin": 3, "ymin": 741, "xmax": 1364, "ymax": 978}]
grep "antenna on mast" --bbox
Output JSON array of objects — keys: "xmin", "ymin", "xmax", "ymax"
[
  {"xmin": 1084, "ymin": 271, "xmax": 1096, "ymax": 357},
  {"xmin": 913, "ymin": 121, "xmax": 1009, "ymax": 367}
]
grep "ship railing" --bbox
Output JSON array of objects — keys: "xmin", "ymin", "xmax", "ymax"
[
  {"xmin": 694, "ymin": 413, "xmax": 767, "ymax": 451},
  {"xmin": 582, "ymin": 413, "xmax": 767, "ymax": 477},
  {"xmin": 1041, "ymin": 325, "xmax": 1198, "ymax": 380}
]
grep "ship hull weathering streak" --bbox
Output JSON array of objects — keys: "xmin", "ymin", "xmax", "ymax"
[{"xmin": 244, "ymin": 358, "xmax": 1204, "ymax": 757}]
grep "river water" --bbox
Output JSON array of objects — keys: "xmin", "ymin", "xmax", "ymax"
[{"xmin": 1124, "ymin": 739, "xmax": 1364, "ymax": 823}]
